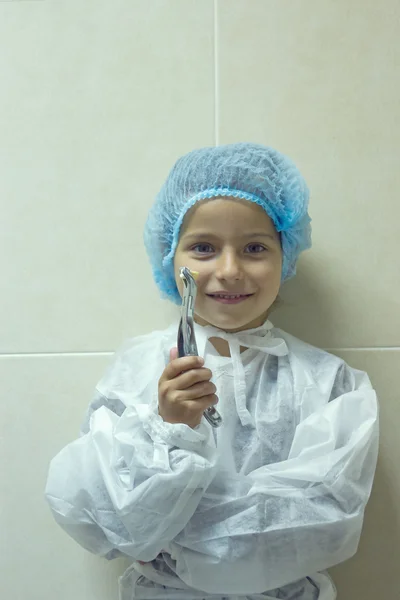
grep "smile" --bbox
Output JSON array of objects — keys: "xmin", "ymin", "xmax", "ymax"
[{"xmin": 206, "ymin": 294, "xmax": 253, "ymax": 304}]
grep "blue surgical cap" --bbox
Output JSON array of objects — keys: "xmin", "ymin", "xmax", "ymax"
[{"xmin": 143, "ymin": 142, "xmax": 312, "ymax": 305}]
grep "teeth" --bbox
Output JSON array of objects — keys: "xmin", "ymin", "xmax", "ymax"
[{"xmin": 214, "ymin": 294, "xmax": 242, "ymax": 299}]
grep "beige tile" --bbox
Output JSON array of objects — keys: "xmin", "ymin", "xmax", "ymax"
[
  {"xmin": 218, "ymin": 0, "xmax": 400, "ymax": 347},
  {"xmin": 326, "ymin": 349, "xmax": 400, "ymax": 599},
  {"xmin": 0, "ymin": 0, "xmax": 214, "ymax": 353},
  {"xmin": 0, "ymin": 353, "xmax": 133, "ymax": 600}
]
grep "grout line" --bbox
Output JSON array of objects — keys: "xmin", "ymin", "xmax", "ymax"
[
  {"xmin": 324, "ymin": 347, "xmax": 400, "ymax": 352},
  {"xmin": 1, "ymin": 347, "xmax": 400, "ymax": 358},
  {"xmin": 213, "ymin": 0, "xmax": 219, "ymax": 146},
  {"xmin": 0, "ymin": 352, "xmax": 114, "ymax": 358}
]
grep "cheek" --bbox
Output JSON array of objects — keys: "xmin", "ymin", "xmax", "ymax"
[
  {"xmin": 257, "ymin": 260, "xmax": 282, "ymax": 288},
  {"xmin": 173, "ymin": 245, "xmax": 188, "ymax": 267},
  {"xmin": 175, "ymin": 272, "xmax": 183, "ymax": 290},
  {"xmin": 173, "ymin": 251, "xmax": 198, "ymax": 296},
  {"xmin": 173, "ymin": 259, "xmax": 182, "ymax": 293}
]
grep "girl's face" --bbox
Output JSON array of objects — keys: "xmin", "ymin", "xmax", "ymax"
[{"xmin": 173, "ymin": 197, "xmax": 283, "ymax": 333}]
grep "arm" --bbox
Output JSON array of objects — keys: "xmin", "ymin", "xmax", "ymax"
[
  {"xmin": 45, "ymin": 384, "xmax": 219, "ymax": 562},
  {"xmin": 169, "ymin": 366, "xmax": 379, "ymax": 595}
]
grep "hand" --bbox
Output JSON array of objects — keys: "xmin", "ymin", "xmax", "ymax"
[{"xmin": 158, "ymin": 347, "xmax": 219, "ymax": 429}]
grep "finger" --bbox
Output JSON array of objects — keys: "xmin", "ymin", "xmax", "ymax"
[
  {"xmin": 173, "ymin": 367, "xmax": 213, "ymax": 391},
  {"xmin": 164, "ymin": 354, "xmax": 204, "ymax": 380},
  {"xmin": 169, "ymin": 347, "xmax": 179, "ymax": 362},
  {"xmin": 188, "ymin": 393, "xmax": 219, "ymax": 410},
  {"xmin": 174, "ymin": 380, "xmax": 216, "ymax": 400}
]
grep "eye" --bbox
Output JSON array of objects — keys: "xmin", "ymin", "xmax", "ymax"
[
  {"xmin": 191, "ymin": 243, "xmax": 214, "ymax": 253},
  {"xmin": 246, "ymin": 244, "xmax": 266, "ymax": 253}
]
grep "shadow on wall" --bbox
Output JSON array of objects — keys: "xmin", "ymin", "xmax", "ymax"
[
  {"xmin": 329, "ymin": 454, "xmax": 399, "ymax": 598},
  {"xmin": 271, "ymin": 257, "xmax": 345, "ymax": 348},
  {"xmin": 272, "ymin": 260, "xmax": 399, "ymax": 596},
  {"xmin": 271, "ymin": 254, "xmax": 389, "ymax": 349},
  {"xmin": 82, "ymin": 553, "xmax": 132, "ymax": 599}
]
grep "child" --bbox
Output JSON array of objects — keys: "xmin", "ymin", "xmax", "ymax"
[{"xmin": 45, "ymin": 143, "xmax": 379, "ymax": 600}]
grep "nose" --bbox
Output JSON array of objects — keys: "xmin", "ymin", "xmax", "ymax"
[{"xmin": 214, "ymin": 249, "xmax": 243, "ymax": 280}]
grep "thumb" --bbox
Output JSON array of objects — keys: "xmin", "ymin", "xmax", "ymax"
[{"xmin": 169, "ymin": 347, "xmax": 179, "ymax": 362}]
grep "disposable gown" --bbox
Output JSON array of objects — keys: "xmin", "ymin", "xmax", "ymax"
[{"xmin": 45, "ymin": 319, "xmax": 379, "ymax": 600}]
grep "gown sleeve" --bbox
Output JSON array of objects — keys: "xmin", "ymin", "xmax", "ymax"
[{"xmin": 44, "ymin": 335, "xmax": 219, "ymax": 563}]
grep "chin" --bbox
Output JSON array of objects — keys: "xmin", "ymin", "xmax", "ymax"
[{"xmin": 195, "ymin": 312, "xmax": 257, "ymax": 331}]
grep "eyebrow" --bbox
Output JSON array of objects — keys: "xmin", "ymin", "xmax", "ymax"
[{"xmin": 182, "ymin": 232, "xmax": 278, "ymax": 242}]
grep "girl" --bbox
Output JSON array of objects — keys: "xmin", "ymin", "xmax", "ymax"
[{"xmin": 45, "ymin": 143, "xmax": 379, "ymax": 600}]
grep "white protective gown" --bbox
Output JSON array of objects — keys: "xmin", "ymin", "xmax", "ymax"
[{"xmin": 45, "ymin": 318, "xmax": 379, "ymax": 600}]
